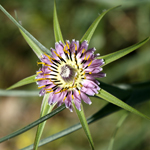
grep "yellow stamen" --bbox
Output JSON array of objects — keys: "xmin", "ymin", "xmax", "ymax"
[
  {"xmin": 53, "ymin": 51, "xmax": 62, "ymax": 58},
  {"xmin": 72, "ymin": 95, "xmax": 74, "ymax": 99},
  {"xmin": 88, "ymin": 60, "xmax": 92, "ymax": 67},
  {"xmin": 74, "ymin": 43, "xmax": 77, "ymax": 51},
  {"xmin": 89, "ymin": 72, "xmax": 92, "ymax": 74},
  {"xmin": 80, "ymin": 83, "xmax": 83, "ymax": 87},
  {"xmin": 38, "ymin": 85, "xmax": 46, "ymax": 89},
  {"xmin": 63, "ymin": 96, "xmax": 67, "ymax": 101},
  {"xmin": 82, "ymin": 49, "xmax": 85, "ymax": 53},
  {"xmin": 66, "ymin": 41, "xmax": 70, "ymax": 49},
  {"xmin": 36, "ymin": 71, "xmax": 42, "ymax": 74},
  {"xmin": 78, "ymin": 90, "xmax": 81, "ymax": 95},
  {"xmin": 35, "ymin": 78, "xmax": 45, "ymax": 81},
  {"xmin": 37, "ymin": 62, "xmax": 45, "ymax": 65},
  {"xmin": 87, "ymin": 55, "xmax": 90, "ymax": 60},
  {"xmin": 44, "ymin": 53, "xmax": 53, "ymax": 63},
  {"xmin": 47, "ymin": 90, "xmax": 53, "ymax": 93}
]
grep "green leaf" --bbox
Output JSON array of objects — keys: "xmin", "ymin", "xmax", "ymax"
[
  {"xmin": 73, "ymin": 103, "xmax": 94, "ymax": 150},
  {"xmin": 53, "ymin": 0, "xmax": 64, "ymax": 44},
  {"xmin": 34, "ymin": 93, "xmax": 55, "ymax": 150},
  {"xmin": 96, "ymin": 89, "xmax": 150, "ymax": 120},
  {"xmin": 98, "ymin": 37, "xmax": 150, "ymax": 66},
  {"xmin": 108, "ymin": 112, "xmax": 129, "ymax": 150},
  {"xmin": 7, "ymin": 75, "xmax": 36, "ymax": 90},
  {"xmin": 80, "ymin": 5, "xmax": 120, "ymax": 43},
  {"xmin": 19, "ymin": 29, "xmax": 43, "ymax": 58},
  {"xmin": 0, "ymin": 89, "xmax": 39, "ymax": 97},
  {"xmin": 0, "ymin": 5, "xmax": 51, "ymax": 56}
]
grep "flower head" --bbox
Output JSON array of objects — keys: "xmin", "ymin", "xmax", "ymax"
[{"xmin": 36, "ymin": 40, "xmax": 106, "ymax": 111}]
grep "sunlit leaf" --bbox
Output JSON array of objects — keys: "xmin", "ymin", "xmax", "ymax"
[
  {"xmin": 80, "ymin": 5, "xmax": 120, "ymax": 43},
  {"xmin": 98, "ymin": 37, "xmax": 150, "ymax": 66},
  {"xmin": 97, "ymin": 89, "xmax": 150, "ymax": 120},
  {"xmin": 19, "ymin": 29, "xmax": 43, "ymax": 58},
  {"xmin": 0, "ymin": 5, "xmax": 51, "ymax": 56},
  {"xmin": 7, "ymin": 75, "xmax": 36, "ymax": 90},
  {"xmin": 34, "ymin": 93, "xmax": 55, "ymax": 150},
  {"xmin": 73, "ymin": 103, "xmax": 94, "ymax": 150},
  {"xmin": 53, "ymin": 0, "xmax": 64, "ymax": 44}
]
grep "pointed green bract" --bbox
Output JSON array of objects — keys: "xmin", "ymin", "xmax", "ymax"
[
  {"xmin": 0, "ymin": 5, "xmax": 51, "ymax": 56},
  {"xmin": 73, "ymin": 103, "xmax": 94, "ymax": 150},
  {"xmin": 34, "ymin": 93, "xmax": 55, "ymax": 150},
  {"xmin": 19, "ymin": 29, "xmax": 43, "ymax": 58},
  {"xmin": 99, "ymin": 37, "xmax": 150, "ymax": 66},
  {"xmin": 97, "ymin": 89, "xmax": 150, "ymax": 120},
  {"xmin": 7, "ymin": 75, "xmax": 36, "ymax": 90},
  {"xmin": 53, "ymin": 0, "xmax": 64, "ymax": 44},
  {"xmin": 80, "ymin": 5, "xmax": 120, "ymax": 43}
]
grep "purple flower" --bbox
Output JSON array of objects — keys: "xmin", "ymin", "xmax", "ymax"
[{"xmin": 36, "ymin": 40, "xmax": 106, "ymax": 112}]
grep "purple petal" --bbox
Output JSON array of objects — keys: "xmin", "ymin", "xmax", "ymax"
[
  {"xmin": 85, "ymin": 67, "xmax": 102, "ymax": 73},
  {"xmin": 81, "ymin": 86, "xmax": 95, "ymax": 96},
  {"xmin": 87, "ymin": 72, "xmax": 106, "ymax": 78},
  {"xmin": 39, "ymin": 88, "xmax": 46, "ymax": 96},
  {"xmin": 74, "ymin": 99, "xmax": 81, "ymax": 111},
  {"xmin": 80, "ymin": 91, "xmax": 92, "ymax": 105}
]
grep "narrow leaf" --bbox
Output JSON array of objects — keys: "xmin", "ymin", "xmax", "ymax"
[
  {"xmin": 98, "ymin": 37, "xmax": 150, "ymax": 66},
  {"xmin": 7, "ymin": 75, "xmax": 36, "ymax": 90},
  {"xmin": 0, "ymin": 5, "xmax": 51, "ymax": 56},
  {"xmin": 108, "ymin": 112, "xmax": 128, "ymax": 150},
  {"xmin": 97, "ymin": 89, "xmax": 150, "ymax": 120},
  {"xmin": 73, "ymin": 103, "xmax": 94, "ymax": 150},
  {"xmin": 53, "ymin": 0, "xmax": 64, "ymax": 44},
  {"xmin": 80, "ymin": 5, "xmax": 120, "ymax": 43},
  {"xmin": 34, "ymin": 93, "xmax": 55, "ymax": 150},
  {"xmin": 19, "ymin": 29, "xmax": 43, "ymax": 58}
]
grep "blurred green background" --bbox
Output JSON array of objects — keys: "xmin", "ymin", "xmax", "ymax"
[{"xmin": 0, "ymin": 0, "xmax": 150, "ymax": 150}]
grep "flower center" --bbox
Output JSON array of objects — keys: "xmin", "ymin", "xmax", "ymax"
[{"xmin": 60, "ymin": 65, "xmax": 77, "ymax": 82}]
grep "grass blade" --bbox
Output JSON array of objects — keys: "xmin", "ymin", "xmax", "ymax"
[
  {"xmin": 98, "ymin": 37, "xmax": 150, "ymax": 66},
  {"xmin": 7, "ymin": 75, "xmax": 36, "ymax": 90},
  {"xmin": 0, "ymin": 5, "xmax": 51, "ymax": 56},
  {"xmin": 80, "ymin": 5, "xmax": 120, "ymax": 43},
  {"xmin": 73, "ymin": 103, "xmax": 94, "ymax": 150},
  {"xmin": 53, "ymin": 0, "xmax": 64, "ymax": 44}
]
